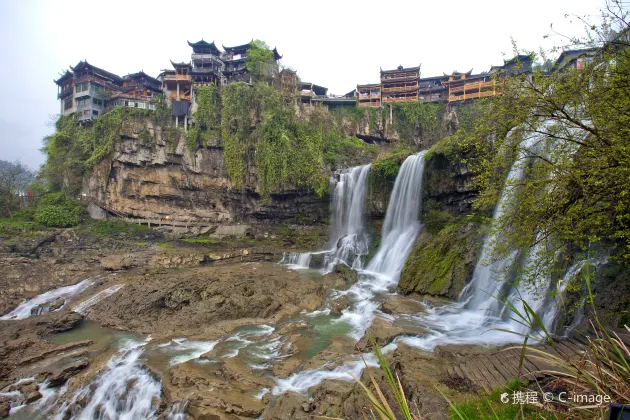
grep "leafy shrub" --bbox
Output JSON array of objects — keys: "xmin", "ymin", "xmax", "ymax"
[{"xmin": 33, "ymin": 193, "xmax": 84, "ymax": 227}]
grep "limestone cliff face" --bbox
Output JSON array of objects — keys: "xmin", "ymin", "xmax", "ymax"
[{"xmin": 84, "ymin": 119, "xmax": 329, "ymax": 224}]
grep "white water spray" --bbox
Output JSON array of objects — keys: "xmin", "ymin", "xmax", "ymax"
[{"xmin": 1, "ymin": 278, "xmax": 96, "ymax": 320}]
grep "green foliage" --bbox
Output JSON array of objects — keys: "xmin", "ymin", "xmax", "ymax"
[
  {"xmin": 447, "ymin": 379, "xmax": 537, "ymax": 420},
  {"xmin": 246, "ymin": 40, "xmax": 276, "ymax": 83},
  {"xmin": 392, "ymin": 102, "xmax": 445, "ymax": 143},
  {"xmin": 33, "ymin": 192, "xmax": 85, "ymax": 227},
  {"xmin": 369, "ymin": 146, "xmax": 414, "ymax": 188},
  {"xmin": 42, "ymin": 107, "xmax": 156, "ymax": 194},
  {"xmin": 257, "ymin": 107, "xmax": 327, "ymax": 196},
  {"xmin": 187, "ymin": 85, "xmax": 221, "ymax": 149},
  {"xmin": 399, "ymin": 218, "xmax": 482, "ymax": 298},
  {"xmin": 457, "ymin": 45, "xmax": 630, "ymax": 270},
  {"xmin": 89, "ymin": 219, "xmax": 150, "ymax": 237}
]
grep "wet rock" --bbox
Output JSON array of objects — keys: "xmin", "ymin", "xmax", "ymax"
[
  {"xmin": 261, "ymin": 392, "xmax": 310, "ymax": 420},
  {"xmin": 355, "ymin": 316, "xmax": 404, "ymax": 352},
  {"xmin": 100, "ymin": 254, "xmax": 133, "ymax": 270},
  {"xmin": 380, "ymin": 294, "xmax": 425, "ymax": 315},
  {"xmin": 330, "ymin": 295, "xmax": 350, "ymax": 316},
  {"xmin": 25, "ymin": 390, "xmax": 42, "ymax": 403},
  {"xmin": 0, "ymin": 402, "xmax": 9, "ymax": 418},
  {"xmin": 48, "ymin": 359, "xmax": 90, "ymax": 386},
  {"xmin": 18, "ymin": 382, "xmax": 38, "ymax": 394}
]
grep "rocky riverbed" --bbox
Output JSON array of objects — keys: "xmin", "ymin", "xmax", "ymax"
[{"xmin": 0, "ymin": 222, "xmax": 521, "ymax": 419}]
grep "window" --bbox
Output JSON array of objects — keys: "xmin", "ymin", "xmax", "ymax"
[
  {"xmin": 75, "ymin": 82, "xmax": 89, "ymax": 93},
  {"xmin": 92, "ymin": 110, "xmax": 99, "ymax": 116},
  {"xmin": 64, "ymin": 97, "xmax": 72, "ymax": 110}
]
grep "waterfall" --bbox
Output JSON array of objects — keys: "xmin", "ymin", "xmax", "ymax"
[
  {"xmin": 458, "ymin": 143, "xmax": 533, "ymax": 313},
  {"xmin": 323, "ymin": 164, "xmax": 371, "ymax": 272},
  {"xmin": 365, "ymin": 151, "xmax": 427, "ymax": 281},
  {"xmin": 337, "ymin": 152, "xmax": 428, "ymax": 338},
  {"xmin": 280, "ymin": 164, "xmax": 371, "ymax": 272},
  {"xmin": 280, "ymin": 252, "xmax": 313, "ymax": 269},
  {"xmin": 1, "ymin": 277, "xmax": 96, "ymax": 320},
  {"xmin": 58, "ymin": 339, "xmax": 161, "ymax": 419}
]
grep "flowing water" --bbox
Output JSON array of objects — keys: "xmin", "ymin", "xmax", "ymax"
[
  {"xmin": 6, "ymin": 143, "xmax": 591, "ymax": 415},
  {"xmin": 0, "ymin": 277, "xmax": 96, "ymax": 320},
  {"xmin": 280, "ymin": 164, "xmax": 371, "ymax": 272}
]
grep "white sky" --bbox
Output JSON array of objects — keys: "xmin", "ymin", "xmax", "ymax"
[{"xmin": 0, "ymin": 0, "xmax": 605, "ymax": 169}]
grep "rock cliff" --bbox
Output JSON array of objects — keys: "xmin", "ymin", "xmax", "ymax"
[{"xmin": 84, "ymin": 118, "xmax": 329, "ymax": 224}]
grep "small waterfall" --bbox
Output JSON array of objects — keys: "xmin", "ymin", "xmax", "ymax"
[
  {"xmin": 1, "ymin": 278, "xmax": 95, "ymax": 320},
  {"xmin": 366, "ymin": 152, "xmax": 427, "ymax": 280},
  {"xmin": 280, "ymin": 252, "xmax": 312, "ymax": 269},
  {"xmin": 59, "ymin": 339, "xmax": 161, "ymax": 419},
  {"xmin": 323, "ymin": 164, "xmax": 371, "ymax": 272},
  {"xmin": 337, "ymin": 152, "xmax": 428, "ymax": 338},
  {"xmin": 73, "ymin": 284, "xmax": 124, "ymax": 315},
  {"xmin": 280, "ymin": 164, "xmax": 371, "ymax": 272},
  {"xmin": 459, "ymin": 144, "xmax": 533, "ymax": 313}
]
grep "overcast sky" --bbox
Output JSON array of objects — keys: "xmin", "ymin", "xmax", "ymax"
[{"xmin": 0, "ymin": 0, "xmax": 605, "ymax": 169}]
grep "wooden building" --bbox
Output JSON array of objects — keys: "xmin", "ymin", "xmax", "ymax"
[
  {"xmin": 417, "ymin": 75, "xmax": 448, "ymax": 103},
  {"xmin": 54, "ymin": 71, "xmax": 75, "ymax": 116},
  {"xmin": 106, "ymin": 71, "xmax": 162, "ymax": 111},
  {"xmin": 356, "ymin": 83, "xmax": 381, "ymax": 107},
  {"xmin": 66, "ymin": 61, "xmax": 124, "ymax": 122},
  {"xmin": 189, "ymin": 40, "xmax": 224, "ymax": 86},
  {"xmin": 158, "ymin": 61, "xmax": 193, "ymax": 129},
  {"xmin": 380, "ymin": 65, "xmax": 420, "ymax": 104},
  {"xmin": 299, "ymin": 82, "xmax": 327, "ymax": 105},
  {"xmin": 442, "ymin": 70, "xmax": 499, "ymax": 103},
  {"xmin": 551, "ymin": 49, "xmax": 597, "ymax": 72}
]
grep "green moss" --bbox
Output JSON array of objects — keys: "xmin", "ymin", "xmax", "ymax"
[
  {"xmin": 399, "ymin": 219, "xmax": 482, "ymax": 298},
  {"xmin": 392, "ymin": 102, "xmax": 445, "ymax": 143},
  {"xmin": 181, "ymin": 238, "xmax": 214, "ymax": 244}
]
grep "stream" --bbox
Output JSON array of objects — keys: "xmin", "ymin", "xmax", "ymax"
[{"xmin": 0, "ymin": 148, "xmax": 590, "ymax": 418}]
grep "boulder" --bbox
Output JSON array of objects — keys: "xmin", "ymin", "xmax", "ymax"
[{"xmin": 355, "ymin": 316, "xmax": 404, "ymax": 352}]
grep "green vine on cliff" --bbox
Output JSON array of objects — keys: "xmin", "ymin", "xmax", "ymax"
[
  {"xmin": 392, "ymin": 102, "xmax": 444, "ymax": 143},
  {"xmin": 187, "ymin": 85, "xmax": 222, "ymax": 150}
]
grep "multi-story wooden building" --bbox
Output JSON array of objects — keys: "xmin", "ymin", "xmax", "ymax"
[
  {"xmin": 417, "ymin": 75, "xmax": 448, "ymax": 103},
  {"xmin": 380, "ymin": 65, "xmax": 420, "ymax": 104},
  {"xmin": 280, "ymin": 68, "xmax": 297, "ymax": 95},
  {"xmin": 442, "ymin": 70, "xmax": 500, "ymax": 102},
  {"xmin": 189, "ymin": 40, "xmax": 224, "ymax": 86},
  {"xmin": 55, "ymin": 71, "xmax": 75, "ymax": 116},
  {"xmin": 65, "ymin": 61, "xmax": 124, "ymax": 122},
  {"xmin": 356, "ymin": 83, "xmax": 381, "ymax": 107},
  {"xmin": 158, "ymin": 61, "xmax": 193, "ymax": 128},
  {"xmin": 106, "ymin": 71, "xmax": 161, "ymax": 111}
]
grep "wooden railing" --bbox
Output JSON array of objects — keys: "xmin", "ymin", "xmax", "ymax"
[
  {"xmin": 448, "ymin": 80, "xmax": 496, "ymax": 94},
  {"xmin": 382, "ymin": 85, "xmax": 418, "ymax": 93},
  {"xmin": 449, "ymin": 90, "xmax": 501, "ymax": 102},
  {"xmin": 164, "ymin": 74, "xmax": 192, "ymax": 81},
  {"xmin": 382, "ymin": 95, "xmax": 418, "ymax": 103}
]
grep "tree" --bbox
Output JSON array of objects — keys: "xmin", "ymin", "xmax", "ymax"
[
  {"xmin": 457, "ymin": 0, "xmax": 630, "ymax": 277},
  {"xmin": 0, "ymin": 160, "xmax": 33, "ymax": 218},
  {"xmin": 246, "ymin": 40, "xmax": 277, "ymax": 83}
]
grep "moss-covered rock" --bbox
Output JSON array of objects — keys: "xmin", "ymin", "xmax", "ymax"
[{"xmin": 398, "ymin": 221, "xmax": 483, "ymax": 299}]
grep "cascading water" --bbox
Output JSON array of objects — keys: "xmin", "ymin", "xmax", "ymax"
[
  {"xmin": 273, "ymin": 152, "xmax": 429, "ymax": 394},
  {"xmin": 323, "ymin": 164, "xmax": 372, "ymax": 272},
  {"xmin": 280, "ymin": 164, "xmax": 371, "ymax": 272},
  {"xmin": 365, "ymin": 152, "xmax": 427, "ymax": 281},
  {"xmin": 58, "ymin": 339, "xmax": 161, "ymax": 420},
  {"xmin": 1, "ymin": 277, "xmax": 96, "ymax": 320},
  {"xmin": 337, "ymin": 152, "xmax": 428, "ymax": 339}
]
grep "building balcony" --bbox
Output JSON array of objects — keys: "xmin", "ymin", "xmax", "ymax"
[
  {"xmin": 163, "ymin": 74, "xmax": 192, "ymax": 82},
  {"xmin": 448, "ymin": 80, "xmax": 497, "ymax": 94},
  {"xmin": 382, "ymin": 95, "xmax": 418, "ymax": 103},
  {"xmin": 448, "ymin": 89, "xmax": 501, "ymax": 102},
  {"xmin": 58, "ymin": 87, "xmax": 73, "ymax": 99},
  {"xmin": 382, "ymin": 85, "xmax": 418, "ymax": 93}
]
